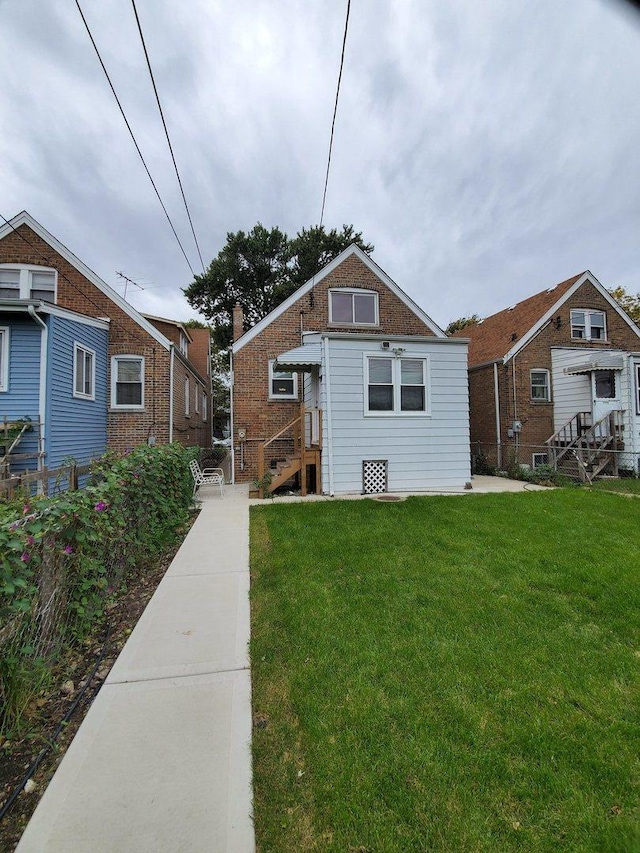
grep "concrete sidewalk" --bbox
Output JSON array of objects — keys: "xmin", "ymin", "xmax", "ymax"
[{"xmin": 17, "ymin": 484, "xmax": 254, "ymax": 853}]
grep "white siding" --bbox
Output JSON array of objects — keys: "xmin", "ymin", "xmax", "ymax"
[
  {"xmin": 551, "ymin": 348, "xmax": 592, "ymax": 431},
  {"xmin": 322, "ymin": 337, "xmax": 470, "ymax": 493}
]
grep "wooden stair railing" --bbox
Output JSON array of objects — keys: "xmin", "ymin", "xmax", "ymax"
[
  {"xmin": 257, "ymin": 405, "xmax": 322, "ymax": 497},
  {"xmin": 547, "ymin": 410, "xmax": 623, "ymax": 481},
  {"xmin": 545, "ymin": 411, "xmax": 592, "ymax": 468}
]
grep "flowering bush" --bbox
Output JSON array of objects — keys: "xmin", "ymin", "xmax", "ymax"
[{"xmin": 0, "ymin": 443, "xmax": 199, "ymax": 732}]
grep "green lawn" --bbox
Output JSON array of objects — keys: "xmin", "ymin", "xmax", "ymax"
[
  {"xmin": 588, "ymin": 479, "xmax": 640, "ymax": 496},
  {"xmin": 250, "ymin": 491, "xmax": 639, "ymax": 852}
]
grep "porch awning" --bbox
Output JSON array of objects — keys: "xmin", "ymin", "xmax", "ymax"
[
  {"xmin": 564, "ymin": 353, "xmax": 625, "ymax": 375},
  {"xmin": 274, "ymin": 343, "xmax": 322, "ymax": 372}
]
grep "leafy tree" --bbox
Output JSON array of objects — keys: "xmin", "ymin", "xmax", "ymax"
[
  {"xmin": 184, "ymin": 223, "xmax": 374, "ymax": 349},
  {"xmin": 445, "ymin": 315, "xmax": 482, "ymax": 336},
  {"xmin": 609, "ymin": 286, "xmax": 640, "ymax": 324}
]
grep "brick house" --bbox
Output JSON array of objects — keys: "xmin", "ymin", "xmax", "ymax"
[
  {"xmin": 231, "ymin": 244, "xmax": 470, "ymax": 495},
  {"xmin": 0, "ymin": 211, "xmax": 210, "ymax": 472},
  {"xmin": 453, "ymin": 271, "xmax": 640, "ymax": 477}
]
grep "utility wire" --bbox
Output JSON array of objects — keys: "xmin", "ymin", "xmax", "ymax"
[
  {"xmin": 319, "ymin": 0, "xmax": 351, "ymax": 228},
  {"xmin": 130, "ymin": 0, "xmax": 206, "ymax": 274},
  {"xmin": 73, "ymin": 0, "xmax": 196, "ymax": 277}
]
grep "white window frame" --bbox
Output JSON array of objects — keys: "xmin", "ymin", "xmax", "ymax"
[
  {"xmin": 185, "ymin": 377, "xmax": 190, "ymax": 416},
  {"xmin": 530, "ymin": 369, "xmax": 550, "ymax": 402},
  {"xmin": 179, "ymin": 331, "xmax": 188, "ymax": 357},
  {"xmin": 269, "ymin": 359, "xmax": 298, "ymax": 400},
  {"xmin": 0, "ymin": 327, "xmax": 9, "ymax": 392},
  {"xmin": 636, "ymin": 363, "xmax": 640, "ymax": 415},
  {"xmin": 195, "ymin": 381, "xmax": 200, "ymax": 414},
  {"xmin": 110, "ymin": 355, "xmax": 144, "ymax": 410},
  {"xmin": 364, "ymin": 354, "xmax": 430, "ymax": 417},
  {"xmin": 0, "ymin": 264, "xmax": 57, "ymax": 302},
  {"xmin": 73, "ymin": 342, "xmax": 96, "ymax": 401},
  {"xmin": 570, "ymin": 309, "xmax": 607, "ymax": 341},
  {"xmin": 532, "ymin": 452, "xmax": 549, "ymax": 469},
  {"xmin": 329, "ymin": 289, "xmax": 379, "ymax": 327},
  {"xmin": 202, "ymin": 392, "xmax": 208, "ymax": 422}
]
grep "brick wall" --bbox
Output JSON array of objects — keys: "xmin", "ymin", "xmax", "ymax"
[
  {"xmin": 0, "ymin": 224, "xmax": 209, "ymax": 454},
  {"xmin": 233, "ymin": 254, "xmax": 437, "ymax": 483},
  {"xmin": 468, "ymin": 280, "xmax": 640, "ymax": 468}
]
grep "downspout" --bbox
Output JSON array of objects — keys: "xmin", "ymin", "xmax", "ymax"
[
  {"xmin": 28, "ymin": 305, "xmax": 47, "ymax": 472},
  {"xmin": 229, "ymin": 350, "xmax": 235, "ymax": 484},
  {"xmin": 493, "ymin": 362, "xmax": 502, "ymax": 469},
  {"xmin": 322, "ymin": 335, "xmax": 335, "ymax": 495},
  {"xmin": 169, "ymin": 344, "xmax": 174, "ymax": 442},
  {"xmin": 512, "ymin": 351, "xmax": 519, "ymax": 462}
]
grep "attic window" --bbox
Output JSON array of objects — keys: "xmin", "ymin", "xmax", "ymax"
[
  {"xmin": 0, "ymin": 265, "xmax": 56, "ymax": 302},
  {"xmin": 329, "ymin": 289, "xmax": 378, "ymax": 326},
  {"xmin": 571, "ymin": 310, "xmax": 606, "ymax": 341}
]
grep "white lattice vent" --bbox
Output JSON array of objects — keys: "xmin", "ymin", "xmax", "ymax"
[{"xmin": 363, "ymin": 460, "xmax": 388, "ymax": 494}]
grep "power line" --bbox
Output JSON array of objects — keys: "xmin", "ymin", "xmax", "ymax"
[
  {"xmin": 319, "ymin": 0, "xmax": 351, "ymax": 228},
  {"xmin": 73, "ymin": 0, "xmax": 197, "ymax": 278},
  {"xmin": 130, "ymin": 0, "xmax": 206, "ymax": 274}
]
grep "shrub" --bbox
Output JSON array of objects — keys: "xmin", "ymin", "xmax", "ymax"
[{"xmin": 0, "ymin": 443, "xmax": 199, "ymax": 734}]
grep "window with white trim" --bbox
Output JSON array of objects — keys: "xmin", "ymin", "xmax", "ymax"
[
  {"xmin": 179, "ymin": 331, "xmax": 188, "ymax": 357},
  {"xmin": 570, "ymin": 309, "xmax": 606, "ymax": 340},
  {"xmin": 202, "ymin": 392, "xmax": 208, "ymax": 421},
  {"xmin": 73, "ymin": 343, "xmax": 95, "ymax": 400},
  {"xmin": 0, "ymin": 265, "xmax": 56, "ymax": 302},
  {"xmin": 329, "ymin": 289, "xmax": 378, "ymax": 326},
  {"xmin": 532, "ymin": 452, "xmax": 549, "ymax": 469},
  {"xmin": 185, "ymin": 377, "xmax": 190, "ymax": 416},
  {"xmin": 530, "ymin": 369, "xmax": 550, "ymax": 402},
  {"xmin": 111, "ymin": 355, "xmax": 144, "ymax": 409},
  {"xmin": 635, "ymin": 364, "xmax": 640, "ymax": 414},
  {"xmin": 195, "ymin": 382, "xmax": 200, "ymax": 414},
  {"xmin": 269, "ymin": 360, "xmax": 298, "ymax": 399},
  {"xmin": 0, "ymin": 328, "xmax": 8, "ymax": 392},
  {"xmin": 366, "ymin": 355, "xmax": 429, "ymax": 415}
]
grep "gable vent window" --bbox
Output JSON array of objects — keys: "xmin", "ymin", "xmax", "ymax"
[
  {"xmin": 329, "ymin": 289, "xmax": 378, "ymax": 326},
  {"xmin": 570, "ymin": 309, "xmax": 606, "ymax": 341},
  {"xmin": 0, "ymin": 266, "xmax": 57, "ymax": 302}
]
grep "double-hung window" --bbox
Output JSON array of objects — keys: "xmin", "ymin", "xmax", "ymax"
[
  {"xmin": 269, "ymin": 360, "xmax": 298, "ymax": 399},
  {"xmin": 0, "ymin": 327, "xmax": 8, "ymax": 392},
  {"xmin": 0, "ymin": 265, "xmax": 56, "ymax": 301},
  {"xmin": 530, "ymin": 369, "xmax": 550, "ymax": 402},
  {"xmin": 111, "ymin": 355, "xmax": 144, "ymax": 409},
  {"xmin": 570, "ymin": 309, "xmax": 606, "ymax": 340},
  {"xmin": 329, "ymin": 289, "xmax": 378, "ymax": 326},
  {"xmin": 73, "ymin": 343, "xmax": 95, "ymax": 400},
  {"xmin": 366, "ymin": 355, "xmax": 429, "ymax": 415}
]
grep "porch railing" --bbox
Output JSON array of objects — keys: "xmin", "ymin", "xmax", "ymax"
[{"xmin": 256, "ymin": 405, "xmax": 322, "ymax": 497}]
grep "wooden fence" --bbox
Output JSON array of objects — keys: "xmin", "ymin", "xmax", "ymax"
[{"xmin": 0, "ymin": 462, "xmax": 93, "ymax": 499}]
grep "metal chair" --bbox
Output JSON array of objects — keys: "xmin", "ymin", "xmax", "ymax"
[{"xmin": 189, "ymin": 459, "xmax": 224, "ymax": 497}]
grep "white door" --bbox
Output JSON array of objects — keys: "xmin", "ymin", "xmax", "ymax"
[{"xmin": 592, "ymin": 370, "xmax": 622, "ymax": 424}]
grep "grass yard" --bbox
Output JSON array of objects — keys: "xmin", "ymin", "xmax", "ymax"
[
  {"xmin": 250, "ymin": 490, "xmax": 639, "ymax": 853},
  {"xmin": 588, "ymin": 479, "xmax": 640, "ymax": 496}
]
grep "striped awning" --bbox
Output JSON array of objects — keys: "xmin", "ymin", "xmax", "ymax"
[
  {"xmin": 564, "ymin": 353, "xmax": 625, "ymax": 375},
  {"xmin": 274, "ymin": 343, "xmax": 322, "ymax": 371}
]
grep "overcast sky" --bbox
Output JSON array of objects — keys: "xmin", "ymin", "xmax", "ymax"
[{"xmin": 1, "ymin": 0, "xmax": 639, "ymax": 330}]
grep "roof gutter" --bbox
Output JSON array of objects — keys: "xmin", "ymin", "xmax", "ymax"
[{"xmin": 27, "ymin": 305, "xmax": 47, "ymax": 471}]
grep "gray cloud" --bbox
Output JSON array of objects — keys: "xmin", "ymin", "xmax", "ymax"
[{"xmin": 1, "ymin": 0, "xmax": 639, "ymax": 329}]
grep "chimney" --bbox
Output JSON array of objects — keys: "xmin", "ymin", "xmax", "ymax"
[{"xmin": 233, "ymin": 303, "xmax": 244, "ymax": 341}]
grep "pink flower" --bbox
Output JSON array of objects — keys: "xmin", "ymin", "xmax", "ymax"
[
  {"xmin": 94, "ymin": 501, "xmax": 107, "ymax": 512},
  {"xmin": 20, "ymin": 552, "xmax": 30, "ymax": 562},
  {"xmin": 26, "ymin": 535, "xmax": 35, "ymax": 546},
  {"xmin": 63, "ymin": 545, "xmax": 73, "ymax": 555},
  {"xmin": 22, "ymin": 504, "xmax": 31, "ymax": 514}
]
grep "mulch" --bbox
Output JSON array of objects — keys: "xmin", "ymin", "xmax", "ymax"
[{"xmin": 0, "ymin": 511, "xmax": 199, "ymax": 851}]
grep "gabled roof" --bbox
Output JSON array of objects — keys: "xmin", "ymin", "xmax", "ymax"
[
  {"xmin": 0, "ymin": 211, "xmax": 172, "ymax": 350},
  {"xmin": 456, "ymin": 270, "xmax": 640, "ymax": 367},
  {"xmin": 232, "ymin": 244, "xmax": 445, "ymax": 353},
  {"xmin": 142, "ymin": 313, "xmax": 194, "ymax": 342}
]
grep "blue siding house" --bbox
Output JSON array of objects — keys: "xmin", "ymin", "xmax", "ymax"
[{"xmin": 0, "ymin": 301, "xmax": 109, "ymax": 480}]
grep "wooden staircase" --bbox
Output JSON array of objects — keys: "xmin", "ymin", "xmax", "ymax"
[
  {"xmin": 546, "ymin": 410, "xmax": 624, "ymax": 482},
  {"xmin": 257, "ymin": 406, "xmax": 322, "ymax": 497}
]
